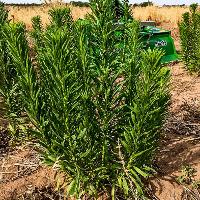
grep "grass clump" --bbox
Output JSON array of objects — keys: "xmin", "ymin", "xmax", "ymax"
[{"xmin": 0, "ymin": 0, "xmax": 170, "ymax": 199}]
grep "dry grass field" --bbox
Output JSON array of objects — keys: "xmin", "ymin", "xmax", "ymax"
[
  {"xmin": 133, "ymin": 6, "xmax": 188, "ymax": 26},
  {"xmin": 6, "ymin": 4, "xmax": 90, "ymax": 29},
  {"xmin": 6, "ymin": 4, "xmax": 188, "ymax": 30},
  {"xmin": 6, "ymin": 4, "xmax": 189, "ymax": 49}
]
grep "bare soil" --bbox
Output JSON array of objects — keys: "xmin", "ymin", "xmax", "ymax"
[
  {"xmin": 0, "ymin": 63, "xmax": 200, "ymax": 200},
  {"xmin": 149, "ymin": 64, "xmax": 200, "ymax": 200},
  {"xmin": 0, "ymin": 145, "xmax": 57, "ymax": 200}
]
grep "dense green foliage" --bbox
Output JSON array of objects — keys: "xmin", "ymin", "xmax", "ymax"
[
  {"xmin": 179, "ymin": 3, "xmax": 200, "ymax": 72},
  {"xmin": 70, "ymin": 1, "xmax": 90, "ymax": 7},
  {"xmin": 0, "ymin": 2, "xmax": 26, "ymax": 139},
  {"xmin": 0, "ymin": 0, "xmax": 170, "ymax": 199}
]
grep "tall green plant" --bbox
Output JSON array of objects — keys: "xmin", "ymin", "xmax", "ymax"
[
  {"xmin": 0, "ymin": 2, "xmax": 15, "ymax": 116},
  {"xmin": 48, "ymin": 7, "xmax": 73, "ymax": 29},
  {"xmin": 0, "ymin": 2, "xmax": 26, "ymax": 139},
  {"xmin": 31, "ymin": 16, "xmax": 43, "ymax": 48},
  {"xmin": 3, "ymin": 23, "xmax": 40, "ymax": 130},
  {"xmin": 119, "ymin": 49, "xmax": 170, "ymax": 197},
  {"xmin": 2, "ymin": 1, "xmax": 170, "ymax": 199},
  {"xmin": 179, "ymin": 3, "xmax": 200, "ymax": 72}
]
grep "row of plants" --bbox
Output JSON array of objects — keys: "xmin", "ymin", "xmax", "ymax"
[
  {"xmin": 70, "ymin": 1, "xmax": 90, "ymax": 7},
  {"xmin": 0, "ymin": 0, "xmax": 170, "ymax": 199},
  {"xmin": 179, "ymin": 3, "xmax": 200, "ymax": 72}
]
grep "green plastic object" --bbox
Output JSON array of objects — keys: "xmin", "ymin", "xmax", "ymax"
[
  {"xmin": 76, "ymin": 19, "xmax": 179, "ymax": 63},
  {"xmin": 114, "ymin": 24, "xmax": 179, "ymax": 63},
  {"xmin": 140, "ymin": 26, "xmax": 179, "ymax": 63}
]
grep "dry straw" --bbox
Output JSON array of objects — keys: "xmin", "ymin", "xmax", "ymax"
[{"xmin": 6, "ymin": 4, "xmax": 188, "ymax": 29}]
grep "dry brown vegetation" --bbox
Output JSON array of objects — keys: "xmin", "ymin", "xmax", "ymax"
[
  {"xmin": 6, "ymin": 4, "xmax": 188, "ymax": 49},
  {"xmin": 6, "ymin": 5, "xmax": 188, "ymax": 30},
  {"xmin": 6, "ymin": 4, "xmax": 90, "ymax": 29},
  {"xmin": 132, "ymin": 6, "xmax": 188, "ymax": 27}
]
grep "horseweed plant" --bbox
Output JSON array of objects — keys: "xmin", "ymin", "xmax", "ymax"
[
  {"xmin": 179, "ymin": 3, "xmax": 200, "ymax": 72},
  {"xmin": 1, "ymin": 0, "xmax": 170, "ymax": 199},
  {"xmin": 0, "ymin": 2, "xmax": 26, "ymax": 139}
]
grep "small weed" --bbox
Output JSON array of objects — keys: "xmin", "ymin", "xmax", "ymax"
[
  {"xmin": 177, "ymin": 165, "xmax": 197, "ymax": 185},
  {"xmin": 192, "ymin": 180, "xmax": 200, "ymax": 190},
  {"xmin": 177, "ymin": 165, "xmax": 200, "ymax": 200}
]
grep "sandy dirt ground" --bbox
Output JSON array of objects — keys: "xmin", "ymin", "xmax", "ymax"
[{"xmin": 148, "ymin": 64, "xmax": 200, "ymax": 200}]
